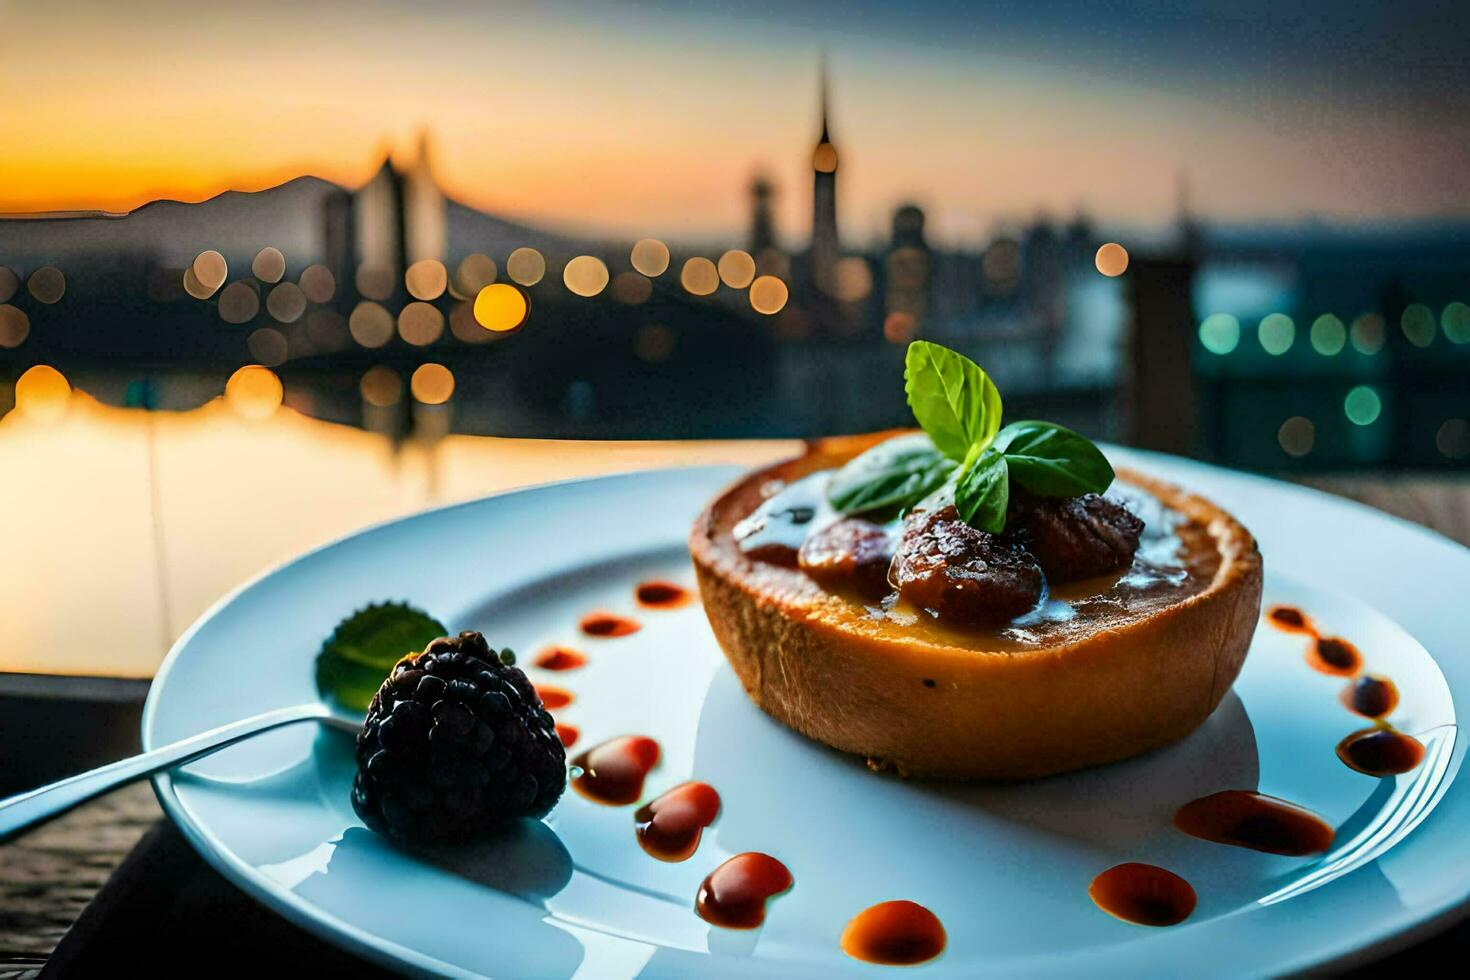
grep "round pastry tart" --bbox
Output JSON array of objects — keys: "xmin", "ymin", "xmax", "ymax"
[{"xmin": 690, "ymin": 344, "xmax": 1262, "ymax": 781}]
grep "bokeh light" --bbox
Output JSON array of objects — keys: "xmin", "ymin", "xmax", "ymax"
[
  {"xmin": 299, "ymin": 264, "xmax": 336, "ymax": 304},
  {"xmin": 473, "ymin": 283, "xmax": 529, "ymax": 332},
  {"xmin": 449, "ymin": 302, "xmax": 492, "ymax": 343},
  {"xmin": 265, "ymin": 281, "xmax": 306, "ymax": 323},
  {"xmin": 835, "ymin": 257, "xmax": 873, "ymax": 302},
  {"xmin": 183, "ymin": 265, "xmax": 215, "ymax": 299},
  {"xmin": 0, "ymin": 267, "xmax": 17, "ymax": 303},
  {"xmin": 355, "ymin": 263, "xmax": 395, "ymax": 301},
  {"xmin": 813, "ymin": 142, "xmax": 838, "ymax": 173},
  {"xmin": 1094, "ymin": 243, "xmax": 1129, "ymax": 277},
  {"xmin": 225, "ymin": 365, "xmax": 283, "ymax": 421},
  {"xmin": 27, "ymin": 266, "xmax": 66, "ymax": 304},
  {"xmin": 1400, "ymin": 303, "xmax": 1435, "ymax": 347},
  {"xmin": 453, "ymin": 254, "xmax": 497, "ymax": 298},
  {"xmin": 1198, "ymin": 313, "xmax": 1240, "ymax": 355},
  {"xmin": 0, "ymin": 305, "xmax": 29, "ymax": 348},
  {"xmin": 247, "ymin": 326, "xmax": 289, "ymax": 366},
  {"xmin": 1343, "ymin": 385, "xmax": 1382, "ymax": 426},
  {"xmin": 563, "ymin": 255, "xmax": 610, "ymax": 297},
  {"xmin": 630, "ymin": 239, "xmax": 670, "ymax": 277},
  {"xmin": 398, "ymin": 301, "xmax": 445, "ymax": 345},
  {"xmin": 360, "ymin": 366, "xmax": 402, "ymax": 408},
  {"xmin": 410, "ymin": 363, "xmax": 455, "ymax": 405},
  {"xmin": 1309, "ymin": 314, "xmax": 1346, "ymax": 355},
  {"xmin": 680, "ymin": 257, "xmax": 719, "ymax": 296},
  {"xmin": 251, "ymin": 247, "xmax": 286, "ymax": 283},
  {"xmin": 1350, "ymin": 313, "xmax": 1386, "ymax": 354},
  {"xmin": 1257, "ymin": 313, "xmax": 1294, "ymax": 355},
  {"xmin": 634, "ymin": 324, "xmax": 676, "ymax": 363},
  {"xmin": 217, "ymin": 281, "xmax": 260, "ymax": 324},
  {"xmin": 405, "ymin": 259, "xmax": 447, "ymax": 301},
  {"xmin": 611, "ymin": 271, "xmax": 652, "ymax": 305},
  {"xmin": 192, "ymin": 251, "xmax": 227, "ymax": 293},
  {"xmin": 348, "ymin": 301, "xmax": 394, "ymax": 347},
  {"xmin": 1441, "ymin": 301, "xmax": 1470, "ymax": 344},
  {"xmin": 1278, "ymin": 416, "xmax": 1315, "ymax": 457},
  {"xmin": 1436, "ymin": 419, "xmax": 1470, "ymax": 459},
  {"xmin": 749, "ymin": 275, "xmax": 789, "ymax": 314},
  {"xmin": 884, "ymin": 311, "xmax": 917, "ymax": 343},
  {"xmin": 506, "ymin": 247, "xmax": 545, "ymax": 286},
  {"xmin": 15, "ymin": 365, "xmax": 71, "ymax": 422},
  {"xmin": 717, "ymin": 250, "xmax": 756, "ymax": 289}
]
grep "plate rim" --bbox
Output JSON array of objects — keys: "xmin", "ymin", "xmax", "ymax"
[{"xmin": 143, "ymin": 454, "xmax": 1470, "ymax": 977}]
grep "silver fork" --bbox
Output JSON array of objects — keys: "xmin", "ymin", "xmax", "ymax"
[{"xmin": 0, "ymin": 703, "xmax": 361, "ymax": 843}]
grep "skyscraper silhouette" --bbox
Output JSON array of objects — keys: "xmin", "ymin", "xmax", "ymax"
[{"xmin": 810, "ymin": 59, "xmax": 839, "ymax": 297}]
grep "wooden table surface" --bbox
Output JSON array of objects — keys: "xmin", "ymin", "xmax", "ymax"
[{"xmin": 1, "ymin": 464, "xmax": 1467, "ymax": 977}]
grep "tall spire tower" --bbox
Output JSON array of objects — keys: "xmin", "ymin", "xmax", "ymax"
[{"xmin": 810, "ymin": 57, "xmax": 839, "ymax": 297}]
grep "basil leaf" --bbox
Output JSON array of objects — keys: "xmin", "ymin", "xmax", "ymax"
[
  {"xmin": 953, "ymin": 447, "xmax": 1009, "ymax": 533},
  {"xmin": 904, "ymin": 341, "xmax": 1003, "ymax": 462},
  {"xmin": 827, "ymin": 433, "xmax": 957, "ymax": 515},
  {"xmin": 993, "ymin": 420, "xmax": 1114, "ymax": 498}
]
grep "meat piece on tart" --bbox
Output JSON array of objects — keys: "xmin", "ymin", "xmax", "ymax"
[
  {"xmin": 798, "ymin": 517, "xmax": 893, "ymax": 601},
  {"xmin": 890, "ymin": 506, "xmax": 1044, "ymax": 624},
  {"xmin": 1004, "ymin": 490, "xmax": 1144, "ymax": 583}
]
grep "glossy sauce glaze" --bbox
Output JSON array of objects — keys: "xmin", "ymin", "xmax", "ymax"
[
  {"xmin": 555, "ymin": 723, "xmax": 579, "ymax": 748},
  {"xmin": 636, "ymin": 580, "xmax": 694, "ymax": 609},
  {"xmin": 1337, "ymin": 726, "xmax": 1425, "ymax": 776},
  {"xmin": 570, "ymin": 736, "xmax": 661, "ymax": 805},
  {"xmin": 734, "ymin": 470, "xmax": 1215, "ymax": 650},
  {"xmin": 1088, "ymin": 863, "xmax": 1196, "ymax": 927},
  {"xmin": 840, "ymin": 900, "xmax": 947, "ymax": 966},
  {"xmin": 1307, "ymin": 636, "xmax": 1363, "ymax": 677},
  {"xmin": 1266, "ymin": 604, "xmax": 1317, "ymax": 635},
  {"xmin": 694, "ymin": 852, "xmax": 793, "ymax": 929},
  {"xmin": 1173, "ymin": 790, "xmax": 1335, "ymax": 856},
  {"xmin": 1342, "ymin": 674, "xmax": 1399, "ymax": 718},
  {"xmin": 534, "ymin": 684, "xmax": 574, "ymax": 709},
  {"xmin": 534, "ymin": 646, "xmax": 588, "ymax": 671},
  {"xmin": 634, "ymin": 781, "xmax": 721, "ymax": 862},
  {"xmin": 579, "ymin": 612, "xmax": 642, "ymax": 638}
]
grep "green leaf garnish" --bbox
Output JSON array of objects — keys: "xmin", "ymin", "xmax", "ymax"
[
  {"xmin": 953, "ymin": 447, "xmax": 1009, "ymax": 533},
  {"xmin": 992, "ymin": 420, "xmax": 1115, "ymax": 498},
  {"xmin": 315, "ymin": 601, "xmax": 448, "ymax": 712},
  {"xmin": 827, "ymin": 342, "xmax": 1114, "ymax": 534},
  {"xmin": 826, "ymin": 432, "xmax": 957, "ymax": 516},
  {"xmin": 903, "ymin": 340, "xmax": 1003, "ymax": 462}
]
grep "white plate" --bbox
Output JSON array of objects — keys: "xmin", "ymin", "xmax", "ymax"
[{"xmin": 144, "ymin": 450, "xmax": 1469, "ymax": 977}]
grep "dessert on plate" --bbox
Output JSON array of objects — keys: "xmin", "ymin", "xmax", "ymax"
[{"xmin": 691, "ymin": 341, "xmax": 1262, "ymax": 779}]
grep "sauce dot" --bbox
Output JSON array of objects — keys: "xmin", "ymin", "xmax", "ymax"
[
  {"xmin": 695, "ymin": 853, "xmax": 792, "ymax": 929},
  {"xmin": 571, "ymin": 736, "xmax": 661, "ymax": 805},
  {"xmin": 635, "ymin": 580, "xmax": 693, "ymax": 609},
  {"xmin": 1307, "ymin": 636, "xmax": 1362, "ymax": 677},
  {"xmin": 840, "ymin": 900, "xmax": 947, "ymax": 966},
  {"xmin": 535, "ymin": 685, "xmax": 574, "ymax": 710},
  {"xmin": 635, "ymin": 781, "xmax": 721, "ymax": 862},
  {"xmin": 579, "ymin": 612, "xmax": 642, "ymax": 638},
  {"xmin": 534, "ymin": 646, "xmax": 588, "ymax": 671},
  {"xmin": 1341, "ymin": 674, "xmax": 1399, "ymax": 718},
  {"xmin": 1173, "ymin": 790, "xmax": 1335, "ymax": 856},
  {"xmin": 1266, "ymin": 604, "xmax": 1316, "ymax": 635},
  {"xmin": 1089, "ymin": 863, "xmax": 1196, "ymax": 927},
  {"xmin": 1337, "ymin": 727, "xmax": 1424, "ymax": 776},
  {"xmin": 555, "ymin": 723, "xmax": 579, "ymax": 748}
]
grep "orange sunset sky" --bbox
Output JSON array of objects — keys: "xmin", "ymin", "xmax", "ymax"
[{"xmin": 3, "ymin": 1, "xmax": 1467, "ymax": 244}]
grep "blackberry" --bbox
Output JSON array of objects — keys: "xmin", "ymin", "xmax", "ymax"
[{"xmin": 351, "ymin": 631, "xmax": 567, "ymax": 843}]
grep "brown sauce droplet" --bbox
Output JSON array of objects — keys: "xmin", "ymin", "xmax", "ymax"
[
  {"xmin": 695, "ymin": 852, "xmax": 792, "ymax": 929},
  {"xmin": 571, "ymin": 736, "xmax": 661, "ymax": 805},
  {"xmin": 1307, "ymin": 636, "xmax": 1362, "ymax": 677},
  {"xmin": 1089, "ymin": 863, "xmax": 1196, "ymax": 927},
  {"xmin": 580, "ymin": 612, "xmax": 641, "ymax": 638},
  {"xmin": 1267, "ymin": 604, "xmax": 1317, "ymax": 635},
  {"xmin": 840, "ymin": 900, "xmax": 947, "ymax": 966},
  {"xmin": 1337, "ymin": 726, "xmax": 1424, "ymax": 776},
  {"xmin": 555, "ymin": 723, "xmax": 579, "ymax": 748},
  {"xmin": 636, "ymin": 580, "xmax": 693, "ymax": 609},
  {"xmin": 534, "ymin": 646, "xmax": 588, "ymax": 671},
  {"xmin": 1342, "ymin": 674, "xmax": 1399, "ymax": 718},
  {"xmin": 1173, "ymin": 790, "xmax": 1335, "ymax": 856},
  {"xmin": 635, "ymin": 781, "xmax": 721, "ymax": 862},
  {"xmin": 534, "ymin": 684, "xmax": 574, "ymax": 710}
]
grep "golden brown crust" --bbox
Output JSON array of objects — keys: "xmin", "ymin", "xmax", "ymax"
[{"xmin": 689, "ymin": 431, "xmax": 1263, "ymax": 780}]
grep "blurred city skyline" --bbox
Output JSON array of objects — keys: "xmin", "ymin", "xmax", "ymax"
[{"xmin": 4, "ymin": 0, "xmax": 1467, "ymax": 243}]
